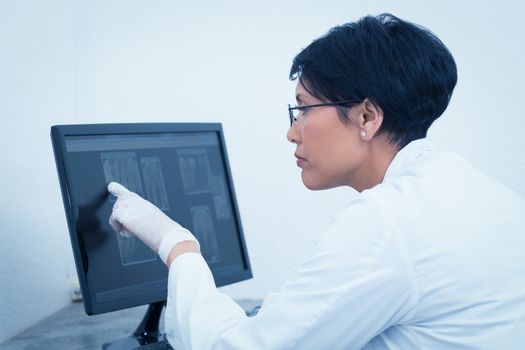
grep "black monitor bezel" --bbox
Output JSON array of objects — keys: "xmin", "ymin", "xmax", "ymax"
[{"xmin": 51, "ymin": 123, "xmax": 252, "ymax": 315}]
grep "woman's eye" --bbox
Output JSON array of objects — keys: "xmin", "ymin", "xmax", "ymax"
[{"xmin": 298, "ymin": 106, "xmax": 310, "ymax": 113}]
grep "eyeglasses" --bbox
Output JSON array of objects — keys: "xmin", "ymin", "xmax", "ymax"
[{"xmin": 288, "ymin": 99, "xmax": 362, "ymax": 126}]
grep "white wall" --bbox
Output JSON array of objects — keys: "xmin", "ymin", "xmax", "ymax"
[
  {"xmin": 0, "ymin": 0, "xmax": 78, "ymax": 343},
  {"xmin": 1, "ymin": 0, "xmax": 524, "ymax": 343}
]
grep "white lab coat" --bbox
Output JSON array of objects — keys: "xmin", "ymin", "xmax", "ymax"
[{"xmin": 165, "ymin": 138, "xmax": 525, "ymax": 349}]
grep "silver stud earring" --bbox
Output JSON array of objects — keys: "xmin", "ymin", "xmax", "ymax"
[{"xmin": 360, "ymin": 130, "xmax": 367, "ymax": 137}]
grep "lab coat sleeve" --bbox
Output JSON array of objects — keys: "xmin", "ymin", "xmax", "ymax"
[{"xmin": 164, "ymin": 198, "xmax": 419, "ymax": 350}]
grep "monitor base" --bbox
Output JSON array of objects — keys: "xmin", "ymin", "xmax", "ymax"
[
  {"xmin": 103, "ymin": 301, "xmax": 168, "ymax": 349},
  {"xmin": 102, "ymin": 333, "xmax": 169, "ymax": 349}
]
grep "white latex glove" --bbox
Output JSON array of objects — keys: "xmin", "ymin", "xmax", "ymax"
[{"xmin": 108, "ymin": 182, "xmax": 198, "ymax": 265}]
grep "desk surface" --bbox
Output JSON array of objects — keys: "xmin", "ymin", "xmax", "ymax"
[{"xmin": 1, "ymin": 299, "xmax": 261, "ymax": 350}]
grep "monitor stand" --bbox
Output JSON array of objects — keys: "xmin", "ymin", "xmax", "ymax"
[{"xmin": 103, "ymin": 301, "xmax": 168, "ymax": 349}]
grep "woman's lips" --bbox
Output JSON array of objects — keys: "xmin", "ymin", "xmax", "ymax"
[{"xmin": 295, "ymin": 153, "xmax": 306, "ymax": 167}]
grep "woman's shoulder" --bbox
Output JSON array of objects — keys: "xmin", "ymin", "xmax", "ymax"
[{"xmin": 348, "ymin": 147, "xmax": 523, "ymax": 244}]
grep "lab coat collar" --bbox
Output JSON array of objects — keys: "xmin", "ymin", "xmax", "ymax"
[{"xmin": 383, "ymin": 138, "xmax": 435, "ymax": 183}]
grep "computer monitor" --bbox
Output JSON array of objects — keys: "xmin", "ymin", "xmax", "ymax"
[{"xmin": 51, "ymin": 123, "xmax": 252, "ymax": 347}]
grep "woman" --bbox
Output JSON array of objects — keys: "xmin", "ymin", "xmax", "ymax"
[{"xmin": 108, "ymin": 13, "xmax": 525, "ymax": 349}]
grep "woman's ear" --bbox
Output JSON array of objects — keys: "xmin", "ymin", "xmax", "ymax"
[{"xmin": 359, "ymin": 99, "xmax": 383, "ymax": 140}]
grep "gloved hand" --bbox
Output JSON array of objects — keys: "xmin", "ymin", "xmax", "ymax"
[{"xmin": 107, "ymin": 182, "xmax": 199, "ymax": 264}]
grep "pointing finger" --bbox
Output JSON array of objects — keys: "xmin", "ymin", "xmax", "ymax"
[{"xmin": 107, "ymin": 182, "xmax": 131, "ymax": 197}]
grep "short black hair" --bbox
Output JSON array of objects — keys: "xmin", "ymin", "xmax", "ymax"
[{"xmin": 290, "ymin": 13, "xmax": 457, "ymax": 148}]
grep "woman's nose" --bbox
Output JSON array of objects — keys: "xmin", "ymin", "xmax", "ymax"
[{"xmin": 287, "ymin": 125, "xmax": 299, "ymax": 143}]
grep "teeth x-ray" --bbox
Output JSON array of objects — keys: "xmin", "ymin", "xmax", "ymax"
[
  {"xmin": 140, "ymin": 157, "xmax": 170, "ymax": 211},
  {"xmin": 101, "ymin": 152, "xmax": 145, "ymax": 200},
  {"xmin": 100, "ymin": 149, "xmax": 223, "ymax": 266},
  {"xmin": 115, "ymin": 233, "xmax": 157, "ymax": 266},
  {"xmin": 211, "ymin": 175, "xmax": 231, "ymax": 220},
  {"xmin": 191, "ymin": 205, "xmax": 221, "ymax": 264},
  {"xmin": 101, "ymin": 152, "xmax": 157, "ymax": 266},
  {"xmin": 178, "ymin": 148, "xmax": 212, "ymax": 195}
]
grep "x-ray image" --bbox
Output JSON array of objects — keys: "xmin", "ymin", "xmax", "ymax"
[
  {"xmin": 140, "ymin": 157, "xmax": 170, "ymax": 211},
  {"xmin": 191, "ymin": 205, "xmax": 220, "ymax": 264},
  {"xmin": 101, "ymin": 152, "xmax": 145, "ymax": 201},
  {"xmin": 211, "ymin": 175, "xmax": 231, "ymax": 220},
  {"xmin": 116, "ymin": 233, "xmax": 157, "ymax": 266},
  {"xmin": 178, "ymin": 148, "xmax": 212, "ymax": 194},
  {"xmin": 100, "ymin": 152, "xmax": 158, "ymax": 265},
  {"xmin": 213, "ymin": 196, "xmax": 231, "ymax": 220}
]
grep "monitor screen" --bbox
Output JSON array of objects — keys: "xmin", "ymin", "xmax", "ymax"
[{"xmin": 51, "ymin": 123, "xmax": 252, "ymax": 315}]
